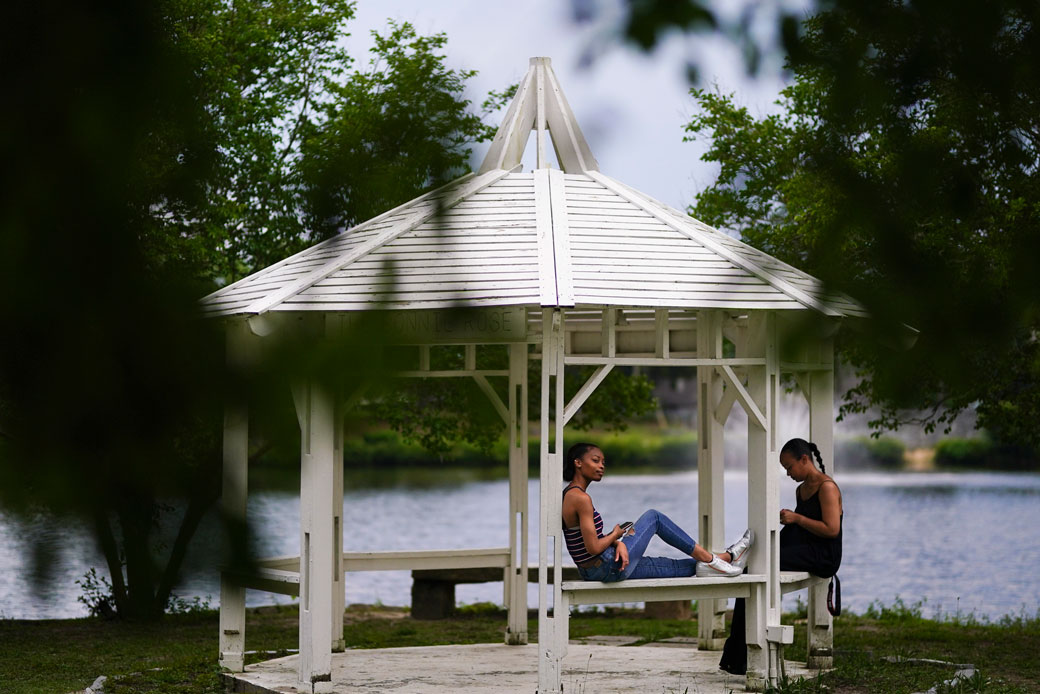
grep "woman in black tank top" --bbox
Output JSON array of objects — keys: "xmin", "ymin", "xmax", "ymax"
[{"xmin": 719, "ymin": 437, "xmax": 844, "ymax": 675}]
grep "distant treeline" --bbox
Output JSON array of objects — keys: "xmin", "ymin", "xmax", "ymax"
[
  {"xmin": 250, "ymin": 429, "xmax": 1040, "ymax": 488},
  {"xmin": 338, "ymin": 428, "xmax": 701, "ymax": 471}
]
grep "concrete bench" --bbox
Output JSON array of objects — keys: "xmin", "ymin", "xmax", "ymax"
[{"xmin": 411, "ymin": 566, "xmax": 580, "ymax": 619}]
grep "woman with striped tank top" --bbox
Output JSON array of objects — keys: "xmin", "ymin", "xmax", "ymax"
[{"xmin": 562, "ymin": 442, "xmax": 753, "ymax": 582}]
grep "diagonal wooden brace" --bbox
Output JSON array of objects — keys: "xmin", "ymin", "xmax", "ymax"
[
  {"xmin": 562, "ymin": 364, "xmax": 614, "ymax": 426},
  {"xmin": 716, "ymin": 365, "xmax": 767, "ymax": 430}
]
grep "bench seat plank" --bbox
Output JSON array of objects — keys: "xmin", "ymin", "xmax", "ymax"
[
  {"xmin": 342, "ymin": 548, "xmax": 511, "ymax": 571},
  {"xmin": 224, "ymin": 567, "xmax": 300, "ymax": 596},
  {"xmin": 779, "ymin": 572, "xmax": 826, "ymax": 594},
  {"xmin": 255, "ymin": 547, "xmax": 511, "ymax": 573},
  {"xmin": 561, "ymin": 574, "xmax": 765, "ymax": 605},
  {"xmin": 561, "ymin": 571, "xmax": 825, "ymax": 606}
]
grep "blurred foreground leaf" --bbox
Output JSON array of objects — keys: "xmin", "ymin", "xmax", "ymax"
[
  {"xmin": 0, "ymin": 0, "xmax": 503, "ymax": 620},
  {"xmin": 684, "ymin": 1, "xmax": 1040, "ymax": 449}
]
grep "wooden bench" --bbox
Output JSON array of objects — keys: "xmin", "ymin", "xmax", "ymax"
[
  {"xmin": 555, "ymin": 571, "xmax": 827, "ymax": 661},
  {"xmin": 224, "ymin": 548, "xmax": 519, "ymax": 616}
]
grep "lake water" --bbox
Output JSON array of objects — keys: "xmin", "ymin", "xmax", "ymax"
[{"xmin": 2, "ymin": 471, "xmax": 1039, "ymax": 621}]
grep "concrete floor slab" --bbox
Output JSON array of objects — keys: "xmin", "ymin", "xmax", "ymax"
[
  {"xmin": 569, "ymin": 634, "xmax": 643, "ymax": 647},
  {"xmin": 226, "ymin": 643, "xmax": 820, "ymax": 694}
]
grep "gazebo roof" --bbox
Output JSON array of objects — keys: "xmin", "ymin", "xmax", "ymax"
[{"xmin": 201, "ymin": 58, "xmax": 865, "ymax": 319}]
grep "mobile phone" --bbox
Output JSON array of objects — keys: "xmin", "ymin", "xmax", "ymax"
[{"xmin": 618, "ymin": 521, "xmax": 633, "ymax": 534}]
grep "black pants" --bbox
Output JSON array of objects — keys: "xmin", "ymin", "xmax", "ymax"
[{"xmin": 719, "ymin": 542, "xmax": 832, "ymax": 675}]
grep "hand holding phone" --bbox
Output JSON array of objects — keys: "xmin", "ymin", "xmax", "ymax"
[{"xmin": 618, "ymin": 521, "xmax": 634, "ymax": 536}]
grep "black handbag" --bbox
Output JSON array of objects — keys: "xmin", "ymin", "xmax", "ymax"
[{"xmin": 827, "ymin": 574, "xmax": 841, "ymax": 616}]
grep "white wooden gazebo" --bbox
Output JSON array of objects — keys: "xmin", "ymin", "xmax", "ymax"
[{"xmin": 202, "ymin": 57, "xmax": 865, "ymax": 692}]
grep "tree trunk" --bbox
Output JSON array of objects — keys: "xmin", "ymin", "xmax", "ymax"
[
  {"xmin": 117, "ymin": 493, "xmax": 161, "ymax": 620},
  {"xmin": 154, "ymin": 483, "xmax": 219, "ymax": 610},
  {"xmin": 93, "ymin": 506, "xmax": 129, "ymax": 616}
]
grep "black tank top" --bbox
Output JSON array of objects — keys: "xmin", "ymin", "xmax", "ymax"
[{"xmin": 779, "ymin": 485, "xmax": 842, "ymax": 578}]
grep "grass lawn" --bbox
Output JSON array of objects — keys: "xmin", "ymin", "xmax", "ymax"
[{"xmin": 2, "ymin": 601, "xmax": 1037, "ymax": 693}]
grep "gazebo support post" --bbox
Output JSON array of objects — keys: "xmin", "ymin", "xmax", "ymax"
[
  {"xmin": 331, "ymin": 404, "xmax": 345, "ymax": 653},
  {"xmin": 292, "ymin": 379, "xmax": 340, "ymax": 693},
  {"xmin": 744, "ymin": 311, "xmax": 781, "ymax": 691},
  {"xmin": 506, "ymin": 342, "xmax": 530, "ymax": 644},
  {"xmin": 537, "ymin": 308, "xmax": 566, "ymax": 693},
  {"xmin": 696, "ymin": 310, "xmax": 727, "ymax": 649},
  {"xmin": 806, "ymin": 337, "xmax": 835, "ymax": 668},
  {"xmin": 219, "ymin": 319, "xmax": 250, "ymax": 673}
]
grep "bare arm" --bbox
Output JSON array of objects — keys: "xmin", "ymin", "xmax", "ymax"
[
  {"xmin": 572, "ymin": 492, "xmax": 622, "ymax": 557},
  {"xmin": 780, "ymin": 480, "xmax": 842, "ymax": 539}
]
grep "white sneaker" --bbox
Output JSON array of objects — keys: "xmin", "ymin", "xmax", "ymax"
[
  {"xmin": 695, "ymin": 554, "xmax": 742, "ymax": 578},
  {"xmin": 725, "ymin": 529, "xmax": 754, "ymax": 570}
]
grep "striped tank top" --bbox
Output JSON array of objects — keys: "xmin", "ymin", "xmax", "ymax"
[{"xmin": 562, "ymin": 485, "xmax": 604, "ymax": 564}]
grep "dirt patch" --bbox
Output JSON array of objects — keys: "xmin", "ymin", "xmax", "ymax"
[
  {"xmin": 904, "ymin": 447, "xmax": 936, "ymax": 471},
  {"xmin": 344, "ymin": 604, "xmax": 409, "ymax": 624}
]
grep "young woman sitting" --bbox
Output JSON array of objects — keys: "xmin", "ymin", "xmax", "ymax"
[
  {"xmin": 718, "ymin": 437, "xmax": 843, "ymax": 675},
  {"xmin": 562, "ymin": 442, "xmax": 753, "ymax": 582}
]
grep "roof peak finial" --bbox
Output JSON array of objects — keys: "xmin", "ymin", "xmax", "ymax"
[{"xmin": 478, "ymin": 58, "xmax": 598, "ymax": 174}]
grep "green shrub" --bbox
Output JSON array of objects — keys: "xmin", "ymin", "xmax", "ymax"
[
  {"xmin": 836, "ymin": 436, "xmax": 905, "ymax": 469},
  {"xmin": 934, "ymin": 435, "xmax": 1038, "ymax": 470},
  {"xmin": 252, "ymin": 427, "xmax": 702, "ymax": 489},
  {"xmin": 542, "ymin": 430, "xmax": 698, "ymax": 471},
  {"xmin": 934, "ymin": 437, "xmax": 992, "ymax": 469},
  {"xmin": 343, "ymin": 427, "xmax": 702, "ymax": 472}
]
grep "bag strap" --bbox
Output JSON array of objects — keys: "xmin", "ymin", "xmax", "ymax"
[{"xmin": 827, "ymin": 574, "xmax": 841, "ymax": 616}]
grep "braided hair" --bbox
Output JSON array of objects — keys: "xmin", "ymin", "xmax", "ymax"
[
  {"xmin": 564, "ymin": 442, "xmax": 598, "ymax": 481},
  {"xmin": 781, "ymin": 438, "xmax": 826, "ymax": 473}
]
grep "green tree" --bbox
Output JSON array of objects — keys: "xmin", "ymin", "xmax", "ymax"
[
  {"xmin": 148, "ymin": 0, "xmax": 355, "ymax": 284},
  {"xmin": 0, "ymin": 0, "xmax": 507, "ymax": 621},
  {"xmin": 1, "ymin": 0, "xmax": 227, "ymax": 621},
  {"xmin": 682, "ymin": 2, "xmax": 1040, "ymax": 448},
  {"xmin": 300, "ymin": 21, "xmax": 500, "ymax": 238},
  {"xmin": 369, "ymin": 359, "xmax": 657, "ymax": 457}
]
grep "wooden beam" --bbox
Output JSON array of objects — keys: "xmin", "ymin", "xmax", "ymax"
[
  {"xmin": 566, "ymin": 356, "xmax": 765, "ymax": 368},
  {"xmin": 396, "ymin": 370, "xmax": 510, "ymax": 378},
  {"xmin": 713, "ymin": 380, "xmax": 739, "ymax": 425},
  {"xmin": 781, "ymin": 361, "xmax": 832, "ymax": 372},
  {"xmin": 547, "ymin": 168, "xmax": 575, "ymax": 306},
  {"xmin": 477, "ymin": 68, "xmax": 536, "ymax": 173},
  {"xmin": 562, "ymin": 364, "xmax": 614, "ymax": 426},
  {"xmin": 716, "ymin": 365, "xmax": 767, "ymax": 430},
  {"xmin": 534, "ymin": 168, "xmax": 557, "ymax": 306},
  {"xmin": 219, "ymin": 320, "xmax": 250, "ymax": 673},
  {"xmin": 602, "ymin": 308, "xmax": 617, "ymax": 357},
  {"xmin": 654, "ymin": 309, "xmax": 669, "ymax": 358},
  {"xmin": 535, "ymin": 61, "xmax": 547, "ymax": 169},
  {"xmin": 506, "ymin": 342, "xmax": 530, "ymax": 644},
  {"xmin": 473, "ymin": 374, "xmax": 510, "ymax": 426},
  {"xmin": 542, "ymin": 59, "xmax": 599, "ymax": 172}
]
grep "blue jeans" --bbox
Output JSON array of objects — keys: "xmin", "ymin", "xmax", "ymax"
[{"xmin": 577, "ymin": 509, "xmax": 699, "ymax": 582}]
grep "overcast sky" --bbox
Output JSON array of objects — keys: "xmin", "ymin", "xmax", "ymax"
[{"xmin": 341, "ymin": 0, "xmax": 807, "ymax": 214}]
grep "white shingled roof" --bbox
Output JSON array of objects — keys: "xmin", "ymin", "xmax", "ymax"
[{"xmin": 201, "ymin": 58, "xmax": 865, "ymax": 319}]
